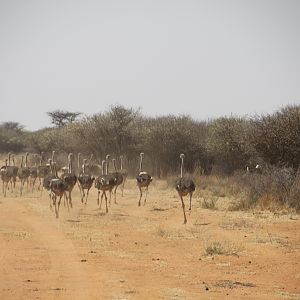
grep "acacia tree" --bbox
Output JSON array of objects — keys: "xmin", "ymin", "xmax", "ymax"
[{"xmin": 47, "ymin": 110, "xmax": 81, "ymax": 127}]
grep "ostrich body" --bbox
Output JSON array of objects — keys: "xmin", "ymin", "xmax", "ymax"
[
  {"xmin": 111, "ymin": 158, "xmax": 124, "ymax": 203},
  {"xmin": 175, "ymin": 154, "xmax": 196, "ymax": 224},
  {"xmin": 136, "ymin": 152, "xmax": 152, "ymax": 206},
  {"xmin": 17, "ymin": 153, "xmax": 31, "ymax": 196},
  {"xmin": 78, "ymin": 159, "xmax": 95, "ymax": 206},
  {"xmin": 94, "ymin": 158, "xmax": 116, "ymax": 213},
  {"xmin": 1, "ymin": 159, "xmax": 12, "ymax": 197},
  {"xmin": 85, "ymin": 154, "xmax": 102, "ymax": 177},
  {"xmin": 61, "ymin": 153, "xmax": 77, "ymax": 208}
]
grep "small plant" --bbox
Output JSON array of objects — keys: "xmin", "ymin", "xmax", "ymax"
[
  {"xmin": 205, "ymin": 240, "xmax": 242, "ymax": 256},
  {"xmin": 202, "ymin": 197, "xmax": 217, "ymax": 210},
  {"xmin": 155, "ymin": 226, "xmax": 169, "ymax": 238}
]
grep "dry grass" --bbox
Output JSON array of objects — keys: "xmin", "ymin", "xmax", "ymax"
[
  {"xmin": 204, "ymin": 240, "xmax": 243, "ymax": 257},
  {"xmin": 219, "ymin": 217, "xmax": 258, "ymax": 230}
]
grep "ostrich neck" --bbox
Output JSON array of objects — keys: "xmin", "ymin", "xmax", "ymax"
[
  {"xmin": 120, "ymin": 157, "xmax": 123, "ymax": 170},
  {"xmin": 78, "ymin": 155, "xmax": 81, "ymax": 170},
  {"xmin": 180, "ymin": 158, "xmax": 183, "ymax": 178},
  {"xmin": 102, "ymin": 161, "xmax": 105, "ymax": 175},
  {"xmin": 25, "ymin": 155, "xmax": 28, "ymax": 168},
  {"xmin": 139, "ymin": 156, "xmax": 143, "ymax": 173},
  {"xmin": 113, "ymin": 160, "xmax": 117, "ymax": 171},
  {"xmin": 106, "ymin": 160, "xmax": 109, "ymax": 175}
]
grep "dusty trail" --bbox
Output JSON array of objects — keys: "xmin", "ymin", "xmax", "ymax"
[
  {"xmin": 0, "ymin": 180, "xmax": 300, "ymax": 299},
  {"xmin": 0, "ymin": 199, "xmax": 95, "ymax": 300}
]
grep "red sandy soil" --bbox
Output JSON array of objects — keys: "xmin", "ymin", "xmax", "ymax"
[{"xmin": 0, "ymin": 179, "xmax": 299, "ymax": 299}]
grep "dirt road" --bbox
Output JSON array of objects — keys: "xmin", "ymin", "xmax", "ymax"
[{"xmin": 0, "ymin": 179, "xmax": 300, "ymax": 299}]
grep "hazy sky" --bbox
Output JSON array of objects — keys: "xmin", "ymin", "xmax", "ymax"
[{"xmin": 0, "ymin": 0, "xmax": 299, "ymax": 130}]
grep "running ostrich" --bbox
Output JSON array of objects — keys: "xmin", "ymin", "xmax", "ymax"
[
  {"xmin": 49, "ymin": 162, "xmax": 68, "ymax": 218},
  {"xmin": 17, "ymin": 153, "xmax": 31, "ymax": 196},
  {"xmin": 105, "ymin": 154, "xmax": 117, "ymax": 205},
  {"xmin": 78, "ymin": 158, "xmax": 95, "ymax": 206},
  {"xmin": 29, "ymin": 154, "xmax": 39, "ymax": 192},
  {"xmin": 175, "ymin": 154, "xmax": 196, "ymax": 224},
  {"xmin": 61, "ymin": 153, "xmax": 77, "ymax": 208},
  {"xmin": 8, "ymin": 152, "xmax": 18, "ymax": 191},
  {"xmin": 119, "ymin": 155, "xmax": 128, "ymax": 196},
  {"xmin": 136, "ymin": 152, "xmax": 152, "ymax": 206},
  {"xmin": 111, "ymin": 158, "xmax": 124, "ymax": 203},
  {"xmin": 43, "ymin": 159, "xmax": 58, "ymax": 208},
  {"xmin": 85, "ymin": 153, "xmax": 102, "ymax": 177},
  {"xmin": 37, "ymin": 152, "xmax": 51, "ymax": 191},
  {"xmin": 1, "ymin": 159, "xmax": 12, "ymax": 197},
  {"xmin": 94, "ymin": 158, "xmax": 117, "ymax": 213}
]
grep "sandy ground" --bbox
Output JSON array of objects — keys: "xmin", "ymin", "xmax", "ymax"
[{"xmin": 0, "ymin": 179, "xmax": 300, "ymax": 300}]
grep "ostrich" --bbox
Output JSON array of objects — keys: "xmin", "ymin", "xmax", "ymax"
[
  {"xmin": 29, "ymin": 154, "xmax": 38, "ymax": 192},
  {"xmin": 111, "ymin": 158, "xmax": 124, "ymax": 203},
  {"xmin": 175, "ymin": 154, "xmax": 196, "ymax": 224},
  {"xmin": 8, "ymin": 152, "xmax": 18, "ymax": 191},
  {"xmin": 61, "ymin": 153, "xmax": 77, "ymax": 208},
  {"xmin": 136, "ymin": 152, "xmax": 152, "ymax": 206},
  {"xmin": 85, "ymin": 153, "xmax": 102, "ymax": 177},
  {"xmin": 49, "ymin": 162, "xmax": 68, "ymax": 218},
  {"xmin": 94, "ymin": 158, "xmax": 117, "ymax": 213},
  {"xmin": 119, "ymin": 155, "xmax": 128, "ymax": 196},
  {"xmin": 17, "ymin": 153, "xmax": 31, "ymax": 196},
  {"xmin": 78, "ymin": 159, "xmax": 95, "ymax": 206},
  {"xmin": 1, "ymin": 159, "xmax": 12, "ymax": 197},
  {"xmin": 37, "ymin": 152, "xmax": 51, "ymax": 191},
  {"xmin": 43, "ymin": 159, "xmax": 58, "ymax": 209}
]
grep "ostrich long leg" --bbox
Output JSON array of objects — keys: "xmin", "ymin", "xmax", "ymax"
[
  {"xmin": 68, "ymin": 191, "xmax": 73, "ymax": 208},
  {"xmin": 78, "ymin": 183, "xmax": 83, "ymax": 203},
  {"xmin": 179, "ymin": 194, "xmax": 187, "ymax": 224},
  {"xmin": 31, "ymin": 177, "xmax": 37, "ymax": 192},
  {"xmin": 97, "ymin": 190, "xmax": 100, "ymax": 207},
  {"xmin": 100, "ymin": 192, "xmax": 104, "ymax": 209},
  {"xmin": 85, "ymin": 188, "xmax": 90, "ymax": 207},
  {"xmin": 109, "ymin": 189, "xmax": 112, "ymax": 205},
  {"xmin": 138, "ymin": 186, "xmax": 142, "ymax": 206},
  {"xmin": 104, "ymin": 191, "xmax": 108, "ymax": 213},
  {"xmin": 144, "ymin": 186, "xmax": 149, "ymax": 206},
  {"xmin": 114, "ymin": 186, "xmax": 118, "ymax": 204},
  {"xmin": 49, "ymin": 192, "xmax": 53, "ymax": 210},
  {"xmin": 54, "ymin": 196, "xmax": 58, "ymax": 218},
  {"xmin": 189, "ymin": 192, "xmax": 193, "ymax": 211},
  {"xmin": 121, "ymin": 178, "xmax": 126, "ymax": 197},
  {"xmin": 56, "ymin": 195, "xmax": 63, "ymax": 218},
  {"xmin": 20, "ymin": 180, "xmax": 25, "ymax": 197}
]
